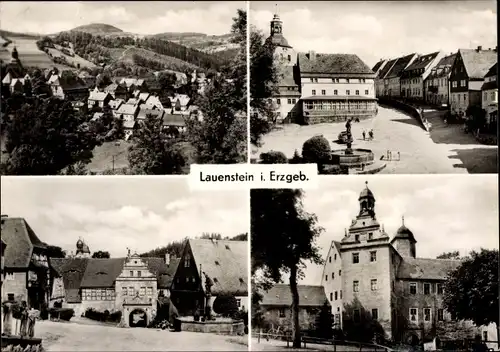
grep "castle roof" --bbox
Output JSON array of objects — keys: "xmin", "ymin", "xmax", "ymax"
[
  {"xmin": 261, "ymin": 284, "xmax": 330, "ymax": 307},
  {"xmin": 392, "ymin": 220, "xmax": 417, "ymax": 243},
  {"xmin": 298, "ymin": 52, "xmax": 374, "ymax": 75},
  {"xmin": 397, "ymin": 257, "xmax": 461, "ymax": 280},
  {"xmin": 189, "ymin": 239, "xmax": 248, "ymax": 296},
  {"xmin": 265, "ymin": 34, "xmax": 292, "ymax": 48},
  {"xmin": 1, "ymin": 216, "xmax": 47, "ymax": 269}
]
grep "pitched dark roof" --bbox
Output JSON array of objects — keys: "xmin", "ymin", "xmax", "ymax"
[
  {"xmin": 481, "ymin": 63, "xmax": 498, "ymax": 89},
  {"xmin": 298, "ymin": 53, "xmax": 374, "ymax": 75},
  {"xmin": 50, "ymin": 257, "xmax": 89, "ymax": 303},
  {"xmin": 163, "ymin": 113, "xmax": 186, "ymax": 127},
  {"xmin": 391, "ymin": 224, "xmax": 417, "ymax": 243},
  {"xmin": 189, "ymin": 239, "xmax": 248, "ymax": 296},
  {"xmin": 377, "ymin": 58, "xmax": 397, "ymax": 79},
  {"xmin": 372, "ymin": 60, "xmax": 386, "ymax": 74},
  {"xmin": 333, "ymin": 241, "xmax": 342, "ymax": 254},
  {"xmin": 405, "ymin": 51, "xmax": 440, "ymax": 71},
  {"xmin": 261, "ymin": 284, "xmax": 330, "ymax": 307},
  {"xmin": 156, "ymin": 258, "xmax": 180, "ymax": 288},
  {"xmin": 265, "ymin": 34, "xmax": 292, "ymax": 48},
  {"xmin": 386, "ymin": 53, "xmax": 417, "ymax": 78},
  {"xmin": 137, "ymin": 107, "xmax": 164, "ymax": 120},
  {"xmin": 397, "ymin": 257, "xmax": 461, "ymax": 280},
  {"xmin": 1, "ymin": 217, "xmax": 47, "ymax": 268},
  {"xmin": 459, "ymin": 49, "xmax": 498, "ymax": 80},
  {"xmin": 428, "ymin": 53, "xmax": 457, "ymax": 79},
  {"xmin": 482, "ymin": 80, "xmax": 497, "ymax": 91},
  {"xmin": 484, "ymin": 62, "xmax": 497, "ymax": 78},
  {"xmin": 80, "ymin": 258, "xmax": 126, "ymax": 287}
]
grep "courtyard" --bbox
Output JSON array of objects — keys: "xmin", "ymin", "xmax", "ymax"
[
  {"xmin": 35, "ymin": 319, "xmax": 248, "ymax": 351},
  {"xmin": 254, "ymin": 105, "xmax": 498, "ymax": 174}
]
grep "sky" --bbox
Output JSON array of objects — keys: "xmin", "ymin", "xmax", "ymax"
[
  {"xmin": 0, "ymin": 1, "xmax": 245, "ymax": 36},
  {"xmin": 1, "ymin": 177, "xmax": 249, "ymax": 258},
  {"xmin": 286, "ymin": 174, "xmax": 498, "ymax": 285},
  {"xmin": 250, "ymin": 0, "xmax": 497, "ymax": 68}
]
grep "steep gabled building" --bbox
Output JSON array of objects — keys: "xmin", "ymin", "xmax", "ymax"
[
  {"xmin": 375, "ymin": 58, "xmax": 397, "ymax": 97},
  {"xmin": 424, "ymin": 53, "xmax": 457, "ymax": 106},
  {"xmin": 449, "ymin": 46, "xmax": 497, "ymax": 118},
  {"xmin": 384, "ymin": 53, "xmax": 418, "ymax": 98},
  {"xmin": 481, "ymin": 63, "xmax": 497, "ymax": 127},
  {"xmin": 400, "ymin": 51, "xmax": 444, "ymax": 101}
]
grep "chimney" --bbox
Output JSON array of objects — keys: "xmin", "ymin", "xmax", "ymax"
[
  {"xmin": 477, "ymin": 46, "xmax": 482, "ymax": 52},
  {"xmin": 309, "ymin": 50, "xmax": 316, "ymax": 60},
  {"xmin": 165, "ymin": 253, "xmax": 170, "ymax": 266}
]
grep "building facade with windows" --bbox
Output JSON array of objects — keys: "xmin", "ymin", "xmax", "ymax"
[
  {"xmin": 481, "ymin": 63, "xmax": 497, "ymax": 127},
  {"xmin": 400, "ymin": 51, "xmax": 443, "ymax": 101},
  {"xmin": 449, "ymin": 46, "xmax": 497, "ymax": 118},
  {"xmin": 385, "ymin": 53, "xmax": 418, "ymax": 98},
  {"xmin": 424, "ymin": 53, "xmax": 457, "ymax": 106},
  {"xmin": 320, "ymin": 182, "xmax": 495, "ymax": 345}
]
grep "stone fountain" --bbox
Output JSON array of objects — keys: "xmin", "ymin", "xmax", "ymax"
[{"xmin": 329, "ymin": 118, "xmax": 386, "ymax": 174}]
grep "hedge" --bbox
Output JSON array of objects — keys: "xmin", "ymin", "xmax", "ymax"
[
  {"xmin": 84, "ymin": 308, "xmax": 122, "ymax": 323},
  {"xmin": 48, "ymin": 308, "xmax": 74, "ymax": 321}
]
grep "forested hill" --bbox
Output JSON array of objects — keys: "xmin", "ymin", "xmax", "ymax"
[{"xmin": 52, "ymin": 30, "xmax": 231, "ymax": 72}]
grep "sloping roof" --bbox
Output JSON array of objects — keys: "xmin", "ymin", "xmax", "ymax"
[
  {"xmin": 372, "ymin": 60, "xmax": 386, "ymax": 74},
  {"xmin": 392, "ymin": 224, "xmax": 417, "ymax": 243},
  {"xmin": 386, "ymin": 53, "xmax": 417, "ymax": 78},
  {"xmin": 169, "ymin": 94, "xmax": 190, "ymax": 106},
  {"xmin": 484, "ymin": 62, "xmax": 497, "ymax": 78},
  {"xmin": 155, "ymin": 258, "xmax": 180, "ymax": 288},
  {"xmin": 91, "ymin": 112, "xmax": 104, "ymax": 121},
  {"xmin": 144, "ymin": 95, "xmax": 164, "ymax": 109},
  {"xmin": 460, "ymin": 49, "xmax": 498, "ymax": 80},
  {"xmin": 261, "ymin": 284, "xmax": 330, "ymax": 307},
  {"xmin": 104, "ymin": 83, "xmax": 125, "ymax": 93},
  {"xmin": 298, "ymin": 52, "xmax": 374, "ymax": 75},
  {"xmin": 405, "ymin": 51, "xmax": 440, "ymax": 71},
  {"xmin": 138, "ymin": 92, "xmax": 150, "ymax": 101},
  {"xmin": 189, "ymin": 239, "xmax": 248, "ymax": 296},
  {"xmin": 265, "ymin": 34, "xmax": 292, "ymax": 48},
  {"xmin": 482, "ymin": 63, "xmax": 498, "ymax": 89},
  {"xmin": 89, "ymin": 91, "xmax": 110, "ymax": 101},
  {"xmin": 50, "ymin": 257, "xmax": 90, "ymax": 303},
  {"xmin": 116, "ymin": 103, "xmax": 138, "ymax": 115},
  {"xmin": 397, "ymin": 257, "xmax": 461, "ymax": 280},
  {"xmin": 137, "ymin": 107, "xmax": 164, "ymax": 120},
  {"xmin": 2, "ymin": 216, "xmax": 47, "ymax": 268},
  {"xmin": 333, "ymin": 241, "xmax": 342, "ymax": 254},
  {"xmin": 163, "ymin": 113, "xmax": 186, "ymax": 127},
  {"xmin": 123, "ymin": 120, "xmax": 136, "ymax": 129},
  {"xmin": 377, "ymin": 58, "xmax": 398, "ymax": 79},
  {"xmin": 428, "ymin": 53, "xmax": 457, "ymax": 79},
  {"xmin": 436, "ymin": 53, "xmax": 457, "ymax": 69},
  {"xmin": 108, "ymin": 99, "xmax": 124, "ymax": 110},
  {"xmin": 277, "ymin": 66, "xmax": 297, "ymax": 87},
  {"xmin": 80, "ymin": 258, "xmax": 126, "ymax": 288}
]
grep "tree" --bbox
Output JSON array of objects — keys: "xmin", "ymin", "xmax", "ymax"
[
  {"xmin": 128, "ymin": 114, "xmax": 186, "ymax": 174},
  {"xmin": 229, "ymin": 233, "xmax": 248, "ymax": 241},
  {"xmin": 249, "ymin": 26, "xmax": 278, "ymax": 146},
  {"xmin": 140, "ymin": 238, "xmax": 187, "ymax": 259},
  {"xmin": 96, "ymin": 73, "xmax": 112, "ymax": 89},
  {"xmin": 213, "ymin": 293, "xmax": 239, "ymax": 317},
  {"xmin": 290, "ymin": 149, "xmax": 303, "ymax": 164},
  {"xmin": 443, "ymin": 249, "xmax": 499, "ymax": 342},
  {"xmin": 437, "ymin": 251, "xmax": 461, "ymax": 260},
  {"xmin": 315, "ymin": 301, "xmax": 334, "ymax": 339},
  {"xmin": 302, "ymin": 135, "xmax": 332, "ymax": 173},
  {"xmin": 251, "ymin": 189, "xmax": 324, "ymax": 347},
  {"xmin": 92, "ymin": 251, "xmax": 110, "ymax": 259},
  {"xmin": 200, "ymin": 233, "xmax": 222, "ymax": 240},
  {"xmin": 46, "ymin": 245, "xmax": 66, "ymax": 258},
  {"xmin": 260, "ymin": 150, "xmax": 288, "ymax": 164},
  {"xmin": 3, "ymin": 97, "xmax": 97, "ymax": 175}
]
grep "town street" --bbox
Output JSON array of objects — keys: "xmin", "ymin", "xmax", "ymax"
[
  {"xmin": 36, "ymin": 320, "xmax": 248, "ymax": 351},
  {"xmin": 254, "ymin": 105, "xmax": 498, "ymax": 174},
  {"xmin": 250, "ymin": 338, "xmax": 388, "ymax": 351}
]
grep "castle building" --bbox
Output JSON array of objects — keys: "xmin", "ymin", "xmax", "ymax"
[
  {"xmin": 265, "ymin": 12, "xmax": 376, "ymax": 125},
  {"xmin": 320, "ymin": 182, "xmax": 495, "ymax": 345}
]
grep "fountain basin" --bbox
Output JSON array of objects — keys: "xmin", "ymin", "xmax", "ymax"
[
  {"xmin": 331, "ymin": 148, "xmax": 375, "ymax": 167},
  {"xmin": 175, "ymin": 317, "xmax": 244, "ymax": 335}
]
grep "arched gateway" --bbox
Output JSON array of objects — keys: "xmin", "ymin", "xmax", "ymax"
[{"xmin": 129, "ymin": 308, "xmax": 147, "ymax": 327}]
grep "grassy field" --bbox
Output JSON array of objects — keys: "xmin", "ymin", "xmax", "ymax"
[
  {"xmin": 0, "ymin": 35, "xmax": 68, "ymax": 70},
  {"xmin": 48, "ymin": 44, "xmax": 97, "ymax": 69}
]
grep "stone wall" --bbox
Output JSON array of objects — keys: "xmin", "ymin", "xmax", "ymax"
[
  {"xmin": 178, "ymin": 318, "xmax": 245, "ymax": 335},
  {"xmin": 2, "ymin": 272, "xmax": 28, "ymax": 302},
  {"xmin": 262, "ymin": 307, "xmax": 319, "ymax": 331}
]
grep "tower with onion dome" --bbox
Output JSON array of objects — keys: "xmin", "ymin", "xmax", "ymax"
[
  {"xmin": 390, "ymin": 216, "xmax": 417, "ymax": 258},
  {"xmin": 75, "ymin": 237, "xmax": 91, "ymax": 258},
  {"xmin": 265, "ymin": 8, "xmax": 296, "ymax": 66}
]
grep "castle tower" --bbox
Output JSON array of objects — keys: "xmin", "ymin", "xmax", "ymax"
[
  {"xmin": 75, "ymin": 237, "xmax": 91, "ymax": 258},
  {"xmin": 339, "ymin": 181, "xmax": 394, "ymax": 339},
  {"xmin": 390, "ymin": 216, "xmax": 417, "ymax": 258},
  {"xmin": 265, "ymin": 7, "xmax": 296, "ymax": 66}
]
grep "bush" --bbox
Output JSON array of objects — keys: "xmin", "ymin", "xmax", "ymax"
[
  {"xmin": 84, "ymin": 308, "xmax": 121, "ymax": 323},
  {"xmin": 260, "ymin": 151, "xmax": 288, "ymax": 164},
  {"xmin": 302, "ymin": 135, "xmax": 331, "ymax": 166},
  {"xmin": 49, "ymin": 308, "xmax": 74, "ymax": 321},
  {"xmin": 213, "ymin": 294, "xmax": 239, "ymax": 318}
]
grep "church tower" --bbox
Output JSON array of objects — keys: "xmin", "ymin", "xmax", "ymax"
[
  {"xmin": 339, "ymin": 181, "xmax": 394, "ymax": 339},
  {"xmin": 390, "ymin": 216, "xmax": 417, "ymax": 258},
  {"xmin": 75, "ymin": 237, "xmax": 91, "ymax": 258},
  {"xmin": 265, "ymin": 7, "xmax": 296, "ymax": 66}
]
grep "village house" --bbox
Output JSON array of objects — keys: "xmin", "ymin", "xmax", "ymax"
[
  {"xmin": 163, "ymin": 113, "xmax": 187, "ymax": 134},
  {"xmin": 375, "ymin": 58, "xmax": 397, "ymax": 98},
  {"xmin": 169, "ymin": 94, "xmax": 191, "ymax": 113},
  {"xmin": 144, "ymin": 95, "xmax": 164, "ymax": 110},
  {"xmin": 1, "ymin": 215, "xmax": 51, "ymax": 310},
  {"xmin": 120, "ymin": 78, "xmax": 147, "ymax": 93},
  {"xmin": 115, "ymin": 103, "xmax": 139, "ymax": 122},
  {"xmin": 400, "ymin": 51, "xmax": 443, "ymax": 101},
  {"xmin": 137, "ymin": 106, "xmax": 164, "ymax": 122},
  {"xmin": 260, "ymin": 284, "xmax": 330, "ymax": 331},
  {"xmin": 424, "ymin": 53, "xmax": 457, "ymax": 107},
  {"xmin": 104, "ymin": 83, "xmax": 128, "ymax": 100},
  {"xmin": 481, "ymin": 63, "xmax": 497, "ymax": 128},
  {"xmin": 372, "ymin": 59, "xmax": 389, "ymax": 97},
  {"xmin": 48, "ymin": 71, "xmax": 89, "ymax": 101},
  {"xmin": 171, "ymin": 238, "xmax": 248, "ymax": 316},
  {"xmin": 108, "ymin": 98, "xmax": 124, "ymax": 111},
  {"xmin": 50, "ymin": 239, "xmax": 180, "ymax": 327},
  {"xmin": 320, "ymin": 182, "xmax": 498, "ymax": 347},
  {"xmin": 449, "ymin": 46, "xmax": 497, "ymax": 118},
  {"xmin": 384, "ymin": 53, "xmax": 418, "ymax": 98},
  {"xmin": 88, "ymin": 89, "xmax": 112, "ymax": 109}
]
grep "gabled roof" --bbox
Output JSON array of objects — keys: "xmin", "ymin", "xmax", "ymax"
[
  {"xmin": 116, "ymin": 103, "xmax": 139, "ymax": 115},
  {"xmin": 484, "ymin": 62, "xmax": 497, "ymax": 78},
  {"xmin": 137, "ymin": 107, "xmax": 164, "ymax": 120},
  {"xmin": 146, "ymin": 257, "xmax": 180, "ymax": 288},
  {"xmin": 138, "ymin": 92, "xmax": 150, "ymax": 101},
  {"xmin": 377, "ymin": 58, "xmax": 398, "ymax": 79},
  {"xmin": 144, "ymin": 95, "xmax": 164, "ymax": 109},
  {"xmin": 459, "ymin": 48, "xmax": 498, "ymax": 80},
  {"xmin": 386, "ymin": 53, "xmax": 417, "ymax": 78},
  {"xmin": 427, "ymin": 53, "xmax": 457, "ymax": 79},
  {"xmin": 261, "ymin": 284, "xmax": 330, "ymax": 307},
  {"xmin": 123, "ymin": 120, "xmax": 136, "ymax": 129},
  {"xmin": 1, "ymin": 216, "xmax": 47, "ymax": 268},
  {"xmin": 169, "ymin": 94, "xmax": 190, "ymax": 106},
  {"xmin": 80, "ymin": 258, "xmax": 126, "ymax": 288},
  {"xmin": 405, "ymin": 51, "xmax": 440, "ymax": 71},
  {"xmin": 298, "ymin": 52, "xmax": 374, "ymax": 75},
  {"xmin": 89, "ymin": 91, "xmax": 110, "ymax": 102},
  {"xmin": 104, "ymin": 83, "xmax": 126, "ymax": 93},
  {"xmin": 397, "ymin": 257, "xmax": 461, "ymax": 280},
  {"xmin": 188, "ymin": 239, "xmax": 248, "ymax": 296},
  {"xmin": 163, "ymin": 114, "xmax": 186, "ymax": 127},
  {"xmin": 372, "ymin": 60, "xmax": 386, "ymax": 74},
  {"xmin": 91, "ymin": 112, "xmax": 104, "ymax": 121},
  {"xmin": 108, "ymin": 99, "xmax": 124, "ymax": 110},
  {"xmin": 50, "ymin": 257, "xmax": 89, "ymax": 303}
]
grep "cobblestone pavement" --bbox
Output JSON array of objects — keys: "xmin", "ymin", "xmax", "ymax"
[
  {"xmin": 254, "ymin": 106, "xmax": 497, "ymax": 174},
  {"xmin": 36, "ymin": 320, "xmax": 248, "ymax": 351}
]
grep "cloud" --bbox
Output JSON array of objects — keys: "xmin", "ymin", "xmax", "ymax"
[{"xmin": 250, "ymin": 1, "xmax": 497, "ymax": 67}]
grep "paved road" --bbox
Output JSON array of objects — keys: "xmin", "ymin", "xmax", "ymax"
[
  {"xmin": 36, "ymin": 320, "xmax": 248, "ymax": 351},
  {"xmin": 254, "ymin": 106, "xmax": 497, "ymax": 174}
]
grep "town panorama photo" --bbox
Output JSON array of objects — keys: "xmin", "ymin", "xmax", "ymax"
[
  {"xmin": 250, "ymin": 1, "xmax": 498, "ymax": 175},
  {"xmin": 0, "ymin": 1, "xmax": 247, "ymax": 175}
]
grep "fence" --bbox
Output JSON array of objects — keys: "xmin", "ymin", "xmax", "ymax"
[{"xmin": 254, "ymin": 331, "xmax": 393, "ymax": 351}]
